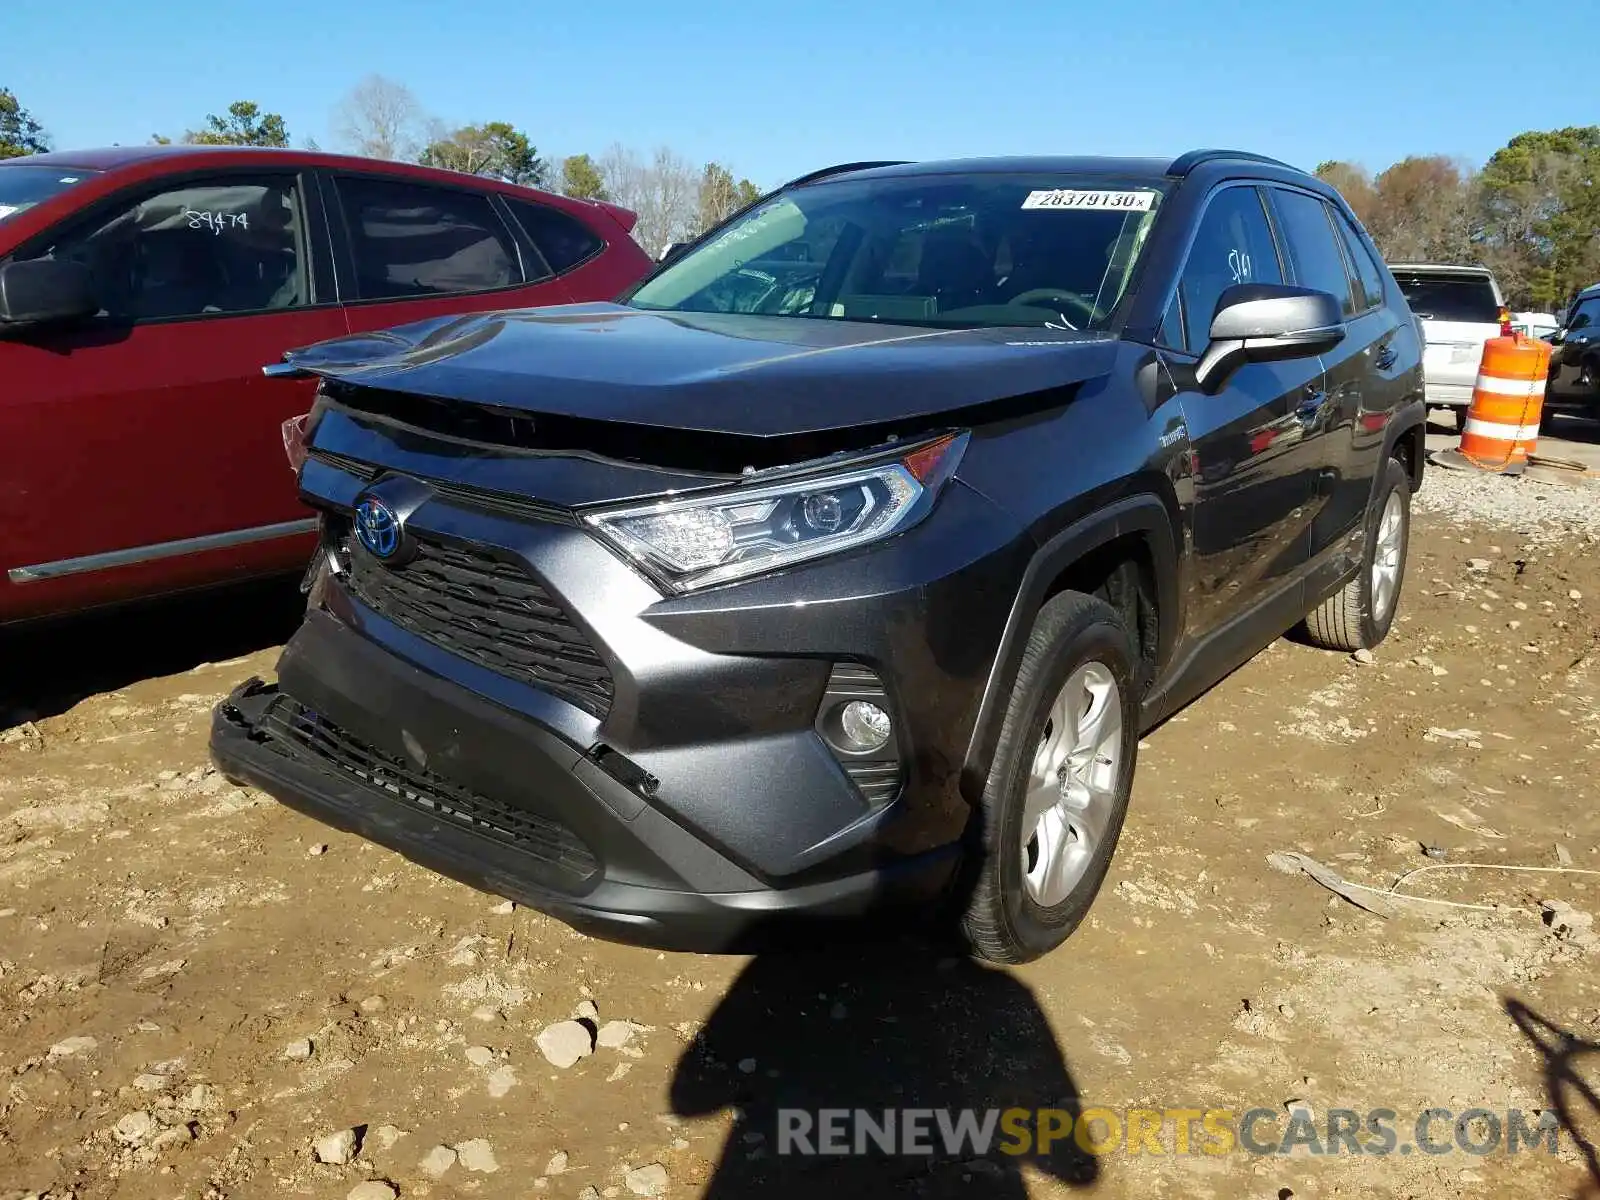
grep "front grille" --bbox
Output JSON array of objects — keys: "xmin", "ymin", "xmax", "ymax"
[
  {"xmin": 343, "ymin": 534, "xmax": 614, "ymax": 718},
  {"xmin": 257, "ymin": 695, "xmax": 599, "ymax": 883}
]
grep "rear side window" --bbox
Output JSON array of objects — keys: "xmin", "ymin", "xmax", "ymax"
[
  {"xmin": 1392, "ymin": 272, "xmax": 1500, "ymax": 324},
  {"xmin": 1272, "ymin": 190, "xmax": 1356, "ymax": 317},
  {"xmin": 29, "ymin": 176, "xmax": 306, "ymax": 321},
  {"xmin": 509, "ymin": 200, "xmax": 603, "ymax": 274},
  {"xmin": 1334, "ymin": 215, "xmax": 1386, "ymax": 312},
  {"xmin": 334, "ymin": 176, "xmax": 519, "ymax": 300},
  {"xmin": 1172, "ymin": 185, "xmax": 1283, "ymax": 352}
]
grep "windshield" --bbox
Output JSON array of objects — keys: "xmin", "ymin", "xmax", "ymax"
[
  {"xmin": 0, "ymin": 164, "xmax": 97, "ymax": 222},
  {"xmin": 627, "ymin": 173, "xmax": 1166, "ymax": 331},
  {"xmin": 1393, "ymin": 272, "xmax": 1499, "ymax": 324}
]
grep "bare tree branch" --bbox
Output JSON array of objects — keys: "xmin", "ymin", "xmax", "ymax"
[
  {"xmin": 600, "ymin": 144, "xmax": 700, "ymax": 257},
  {"xmin": 333, "ymin": 75, "xmax": 428, "ymax": 162}
]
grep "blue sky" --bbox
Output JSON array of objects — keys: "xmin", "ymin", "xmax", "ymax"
[{"xmin": 5, "ymin": 0, "xmax": 1588, "ymax": 187}]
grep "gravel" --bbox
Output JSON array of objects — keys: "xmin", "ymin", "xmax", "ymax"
[
  {"xmin": 112, "ymin": 1111, "xmax": 157, "ymax": 1146},
  {"xmin": 419, "ymin": 1144, "xmax": 456, "ymax": 1179},
  {"xmin": 486, "ymin": 1064, "xmax": 518, "ymax": 1098},
  {"xmin": 178, "ymin": 1083, "xmax": 217, "ymax": 1112},
  {"xmin": 536, "ymin": 1020, "xmax": 595, "ymax": 1068},
  {"xmin": 370, "ymin": 1124, "xmax": 407, "ymax": 1151},
  {"xmin": 47, "ymin": 1036, "xmax": 97, "ymax": 1059},
  {"xmin": 624, "ymin": 1163, "xmax": 669, "ymax": 1196},
  {"xmin": 314, "ymin": 1127, "xmax": 360, "ymax": 1165},
  {"xmin": 151, "ymin": 1125, "xmax": 194, "ymax": 1152},
  {"xmin": 595, "ymin": 1021, "xmax": 638, "ymax": 1050},
  {"xmin": 1416, "ymin": 464, "xmax": 1600, "ymax": 544},
  {"xmin": 455, "ymin": 1137, "xmax": 498, "ymax": 1173}
]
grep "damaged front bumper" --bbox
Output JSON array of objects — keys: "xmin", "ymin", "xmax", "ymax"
[{"xmin": 209, "ymin": 614, "xmax": 959, "ymax": 953}]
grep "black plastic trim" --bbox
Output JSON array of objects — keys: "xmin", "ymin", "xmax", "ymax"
[{"xmin": 960, "ymin": 494, "xmax": 1179, "ymax": 797}]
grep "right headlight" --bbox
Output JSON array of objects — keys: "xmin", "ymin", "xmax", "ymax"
[{"xmin": 583, "ymin": 432, "xmax": 967, "ymax": 593}]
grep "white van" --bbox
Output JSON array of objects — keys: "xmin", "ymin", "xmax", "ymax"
[
  {"xmin": 1389, "ymin": 264, "xmax": 1510, "ymax": 430},
  {"xmin": 1511, "ymin": 311, "xmax": 1560, "ymax": 341}
]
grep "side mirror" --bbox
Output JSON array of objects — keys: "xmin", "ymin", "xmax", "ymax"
[
  {"xmin": 1195, "ymin": 283, "xmax": 1344, "ymax": 393},
  {"xmin": 0, "ymin": 258, "xmax": 99, "ymax": 327},
  {"xmin": 1547, "ymin": 329, "xmax": 1565, "ymax": 345}
]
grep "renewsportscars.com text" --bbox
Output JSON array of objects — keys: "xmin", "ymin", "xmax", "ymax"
[{"xmin": 775, "ymin": 1106, "xmax": 1562, "ymax": 1158}]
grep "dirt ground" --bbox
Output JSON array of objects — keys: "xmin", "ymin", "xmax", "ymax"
[{"xmin": 3, "ymin": 468, "xmax": 1599, "ymax": 1200}]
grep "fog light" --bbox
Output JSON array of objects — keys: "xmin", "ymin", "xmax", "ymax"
[
  {"xmin": 839, "ymin": 700, "xmax": 891, "ymax": 751},
  {"xmin": 817, "ymin": 664, "xmax": 902, "ymax": 806}
]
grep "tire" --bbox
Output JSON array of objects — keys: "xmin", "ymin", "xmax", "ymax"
[
  {"xmin": 1303, "ymin": 456, "xmax": 1411, "ymax": 653},
  {"xmin": 1453, "ymin": 407, "xmax": 1469, "ymax": 434},
  {"xmin": 960, "ymin": 591, "xmax": 1140, "ymax": 965},
  {"xmin": 1538, "ymin": 404, "xmax": 1557, "ymax": 436}
]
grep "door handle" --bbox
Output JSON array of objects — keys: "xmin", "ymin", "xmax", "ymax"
[{"xmin": 262, "ymin": 361, "xmax": 310, "ymax": 379}]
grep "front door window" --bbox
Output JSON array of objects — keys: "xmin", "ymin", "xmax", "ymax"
[{"xmin": 32, "ymin": 178, "xmax": 306, "ymax": 320}]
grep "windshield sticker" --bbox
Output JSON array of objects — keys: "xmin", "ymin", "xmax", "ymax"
[
  {"xmin": 1229, "ymin": 247, "xmax": 1253, "ymax": 283},
  {"xmin": 0, "ymin": 205, "xmax": 17, "ymax": 221},
  {"xmin": 185, "ymin": 209, "xmax": 248, "ymax": 235},
  {"xmin": 1022, "ymin": 189, "xmax": 1156, "ymax": 212},
  {"xmin": 703, "ymin": 198, "xmax": 796, "ymax": 253}
]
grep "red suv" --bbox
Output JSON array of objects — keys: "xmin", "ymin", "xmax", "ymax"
[{"xmin": 0, "ymin": 145, "xmax": 653, "ymax": 625}]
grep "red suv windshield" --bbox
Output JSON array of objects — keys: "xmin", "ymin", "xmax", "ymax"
[{"xmin": 0, "ymin": 163, "xmax": 99, "ymax": 223}]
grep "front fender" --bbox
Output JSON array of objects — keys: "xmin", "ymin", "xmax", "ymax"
[{"xmin": 959, "ymin": 492, "xmax": 1180, "ymax": 801}]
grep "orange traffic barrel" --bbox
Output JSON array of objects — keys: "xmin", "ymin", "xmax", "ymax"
[{"xmin": 1457, "ymin": 334, "xmax": 1553, "ymax": 474}]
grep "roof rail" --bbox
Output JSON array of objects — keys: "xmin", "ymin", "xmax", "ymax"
[
  {"xmin": 779, "ymin": 160, "xmax": 912, "ymax": 189},
  {"xmin": 1168, "ymin": 149, "xmax": 1297, "ymax": 176}
]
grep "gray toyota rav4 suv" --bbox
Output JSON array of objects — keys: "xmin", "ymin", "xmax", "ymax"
[{"xmin": 212, "ymin": 150, "xmax": 1426, "ymax": 963}]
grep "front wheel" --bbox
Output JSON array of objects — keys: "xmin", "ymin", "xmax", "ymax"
[
  {"xmin": 1454, "ymin": 406, "xmax": 1469, "ymax": 434},
  {"xmin": 960, "ymin": 592, "xmax": 1139, "ymax": 965},
  {"xmin": 1304, "ymin": 456, "xmax": 1411, "ymax": 652}
]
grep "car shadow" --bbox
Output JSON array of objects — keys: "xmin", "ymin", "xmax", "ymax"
[
  {"xmin": 0, "ymin": 577, "xmax": 305, "ymax": 728},
  {"xmin": 1539, "ymin": 412, "xmax": 1600, "ymax": 447},
  {"xmin": 669, "ymin": 934, "xmax": 1099, "ymax": 1197},
  {"xmin": 1504, "ymin": 996, "xmax": 1600, "ymax": 1190},
  {"xmin": 1424, "ymin": 410, "xmax": 1464, "ymax": 437},
  {"xmin": 1426, "ymin": 407, "xmax": 1600, "ymax": 447}
]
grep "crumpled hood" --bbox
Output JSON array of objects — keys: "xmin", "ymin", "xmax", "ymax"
[{"xmin": 286, "ymin": 302, "xmax": 1118, "ymax": 439}]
